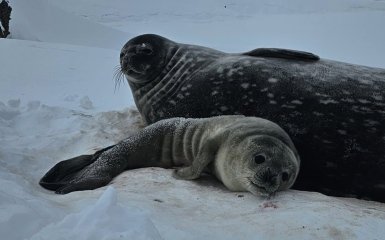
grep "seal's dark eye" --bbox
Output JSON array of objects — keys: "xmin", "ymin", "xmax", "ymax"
[
  {"xmin": 254, "ymin": 155, "xmax": 265, "ymax": 164},
  {"xmin": 282, "ymin": 172, "xmax": 289, "ymax": 182}
]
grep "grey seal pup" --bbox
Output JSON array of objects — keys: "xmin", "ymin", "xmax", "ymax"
[
  {"xmin": 40, "ymin": 115, "xmax": 300, "ymax": 196},
  {"xmin": 118, "ymin": 34, "xmax": 385, "ymax": 202}
]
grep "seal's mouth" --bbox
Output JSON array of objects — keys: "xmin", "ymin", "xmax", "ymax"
[
  {"xmin": 124, "ymin": 65, "xmax": 142, "ymax": 75},
  {"xmin": 249, "ymin": 178, "xmax": 272, "ymax": 196}
]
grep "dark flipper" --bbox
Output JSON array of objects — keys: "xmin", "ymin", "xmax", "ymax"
[
  {"xmin": 40, "ymin": 119, "xmax": 184, "ymax": 194},
  {"xmin": 243, "ymin": 48, "xmax": 320, "ymax": 61},
  {"xmin": 55, "ymin": 176, "xmax": 112, "ymax": 194},
  {"xmin": 39, "ymin": 145, "xmax": 115, "ymax": 192}
]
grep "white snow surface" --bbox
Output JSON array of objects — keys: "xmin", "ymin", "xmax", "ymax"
[{"xmin": 1, "ymin": 1, "xmax": 385, "ymax": 239}]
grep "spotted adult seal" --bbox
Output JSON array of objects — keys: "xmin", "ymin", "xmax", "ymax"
[
  {"xmin": 40, "ymin": 115, "xmax": 300, "ymax": 195},
  {"xmin": 119, "ymin": 34, "xmax": 385, "ymax": 202}
]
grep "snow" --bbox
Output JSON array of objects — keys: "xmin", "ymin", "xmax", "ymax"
[
  {"xmin": 30, "ymin": 187, "xmax": 162, "ymax": 240},
  {"xmin": 1, "ymin": 0, "xmax": 385, "ymax": 239},
  {"xmin": 49, "ymin": 0, "xmax": 385, "ymax": 68},
  {"xmin": 0, "ymin": 38, "xmax": 133, "ymax": 111},
  {"xmin": 10, "ymin": 0, "xmax": 130, "ymax": 49}
]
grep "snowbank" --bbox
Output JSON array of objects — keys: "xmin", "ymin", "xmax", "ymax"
[{"xmin": 30, "ymin": 187, "xmax": 162, "ymax": 240}]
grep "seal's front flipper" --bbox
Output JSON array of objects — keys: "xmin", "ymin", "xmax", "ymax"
[
  {"xmin": 243, "ymin": 48, "xmax": 320, "ymax": 61},
  {"xmin": 173, "ymin": 138, "xmax": 218, "ymax": 180},
  {"xmin": 39, "ymin": 145, "xmax": 115, "ymax": 192}
]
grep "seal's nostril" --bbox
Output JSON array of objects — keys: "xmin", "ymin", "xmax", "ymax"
[
  {"xmin": 141, "ymin": 48, "xmax": 153, "ymax": 55},
  {"xmin": 120, "ymin": 52, "xmax": 124, "ymax": 58},
  {"xmin": 281, "ymin": 172, "xmax": 289, "ymax": 182},
  {"xmin": 136, "ymin": 44, "xmax": 153, "ymax": 55}
]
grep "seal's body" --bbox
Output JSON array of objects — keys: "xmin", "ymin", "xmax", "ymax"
[
  {"xmin": 40, "ymin": 116, "xmax": 300, "ymax": 195},
  {"xmin": 120, "ymin": 34, "xmax": 385, "ymax": 201}
]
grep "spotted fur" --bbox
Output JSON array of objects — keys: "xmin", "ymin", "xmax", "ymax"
[{"xmin": 120, "ymin": 34, "xmax": 385, "ymax": 202}]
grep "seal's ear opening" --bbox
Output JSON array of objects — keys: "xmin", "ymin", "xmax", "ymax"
[{"xmin": 39, "ymin": 145, "xmax": 115, "ymax": 191}]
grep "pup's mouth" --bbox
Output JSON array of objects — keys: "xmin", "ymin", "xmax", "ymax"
[{"xmin": 249, "ymin": 178, "xmax": 271, "ymax": 196}]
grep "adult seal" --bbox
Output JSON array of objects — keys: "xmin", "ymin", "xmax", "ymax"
[
  {"xmin": 119, "ymin": 34, "xmax": 385, "ymax": 202},
  {"xmin": 40, "ymin": 115, "xmax": 300, "ymax": 195}
]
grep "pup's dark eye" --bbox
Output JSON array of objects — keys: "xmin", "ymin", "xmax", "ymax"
[
  {"xmin": 254, "ymin": 155, "xmax": 265, "ymax": 164},
  {"xmin": 281, "ymin": 172, "xmax": 289, "ymax": 182}
]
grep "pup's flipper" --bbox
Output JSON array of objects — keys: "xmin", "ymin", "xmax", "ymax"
[{"xmin": 39, "ymin": 145, "xmax": 115, "ymax": 192}]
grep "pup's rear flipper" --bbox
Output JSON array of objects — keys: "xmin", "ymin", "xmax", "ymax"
[
  {"xmin": 39, "ymin": 145, "xmax": 115, "ymax": 193},
  {"xmin": 54, "ymin": 176, "xmax": 112, "ymax": 194}
]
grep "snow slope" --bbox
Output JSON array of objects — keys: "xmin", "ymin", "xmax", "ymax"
[
  {"xmin": 10, "ymin": 0, "xmax": 131, "ymax": 49},
  {"xmin": 0, "ymin": 39, "xmax": 133, "ymax": 112},
  {"xmin": 1, "ymin": 1, "xmax": 385, "ymax": 239},
  {"xmin": 49, "ymin": 0, "xmax": 385, "ymax": 68}
]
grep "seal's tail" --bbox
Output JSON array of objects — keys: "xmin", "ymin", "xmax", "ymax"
[{"xmin": 39, "ymin": 145, "xmax": 115, "ymax": 192}]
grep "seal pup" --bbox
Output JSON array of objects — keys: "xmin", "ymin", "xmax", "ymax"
[
  {"xmin": 119, "ymin": 34, "xmax": 385, "ymax": 201},
  {"xmin": 40, "ymin": 115, "xmax": 300, "ymax": 195}
]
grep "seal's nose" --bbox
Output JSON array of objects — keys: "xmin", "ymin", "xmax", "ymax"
[
  {"xmin": 281, "ymin": 172, "xmax": 289, "ymax": 182},
  {"xmin": 262, "ymin": 168, "xmax": 278, "ymax": 186},
  {"xmin": 120, "ymin": 52, "xmax": 125, "ymax": 59}
]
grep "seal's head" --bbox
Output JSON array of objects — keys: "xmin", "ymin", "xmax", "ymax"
[
  {"xmin": 246, "ymin": 136, "xmax": 300, "ymax": 196},
  {"xmin": 216, "ymin": 135, "xmax": 300, "ymax": 197},
  {"xmin": 119, "ymin": 34, "xmax": 177, "ymax": 84}
]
